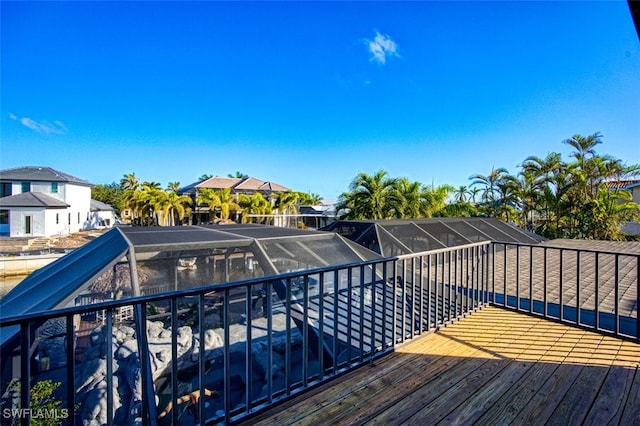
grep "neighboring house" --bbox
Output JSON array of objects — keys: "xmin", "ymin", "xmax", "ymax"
[
  {"xmin": 88, "ymin": 199, "xmax": 116, "ymax": 229},
  {"xmin": 179, "ymin": 176, "xmax": 290, "ymax": 198},
  {"xmin": 605, "ymin": 179, "xmax": 640, "ymax": 236},
  {"xmin": 0, "ymin": 166, "xmax": 111, "ymax": 238},
  {"xmin": 179, "ymin": 176, "xmax": 290, "ymax": 224}
]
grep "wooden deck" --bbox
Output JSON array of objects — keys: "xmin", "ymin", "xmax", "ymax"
[{"xmin": 238, "ymin": 306, "xmax": 640, "ymax": 426}]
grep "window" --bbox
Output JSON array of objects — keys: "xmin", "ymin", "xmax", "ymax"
[
  {"xmin": 0, "ymin": 183, "xmax": 11, "ymax": 197},
  {"xmin": 25, "ymin": 216, "xmax": 32, "ymax": 234},
  {"xmin": 51, "ymin": 182, "xmax": 58, "ymax": 193},
  {"xmin": 21, "ymin": 182, "xmax": 31, "ymax": 193},
  {"xmin": 78, "ymin": 212, "xmax": 81, "ymax": 224},
  {"xmin": 0, "ymin": 210, "xmax": 8, "ymax": 224},
  {"xmin": 56, "ymin": 213, "xmax": 59, "ymax": 224},
  {"xmin": 68, "ymin": 213, "xmax": 71, "ymax": 225}
]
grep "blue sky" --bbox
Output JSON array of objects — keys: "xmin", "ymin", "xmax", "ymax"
[{"xmin": 2, "ymin": 1, "xmax": 639, "ymax": 201}]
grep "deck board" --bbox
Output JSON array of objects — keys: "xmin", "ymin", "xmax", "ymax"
[{"xmin": 237, "ymin": 306, "xmax": 640, "ymax": 426}]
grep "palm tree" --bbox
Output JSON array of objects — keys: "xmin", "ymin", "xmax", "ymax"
[
  {"xmin": 423, "ymin": 184, "xmax": 454, "ymax": 217},
  {"xmin": 227, "ymin": 171, "xmax": 248, "ymax": 179},
  {"xmin": 197, "ymin": 188, "xmax": 221, "ymax": 222},
  {"xmin": 397, "ymin": 178, "xmax": 424, "ymax": 218},
  {"xmin": 120, "ymin": 173, "xmax": 140, "ymax": 191},
  {"xmin": 199, "ymin": 174, "xmax": 214, "ymax": 181},
  {"xmin": 469, "ymin": 167, "xmax": 510, "ymax": 217},
  {"xmin": 217, "ymin": 188, "xmax": 241, "ymax": 221},
  {"xmin": 167, "ymin": 182, "xmax": 181, "ymax": 193},
  {"xmin": 156, "ymin": 191, "xmax": 192, "ymax": 226},
  {"xmin": 238, "ymin": 193, "xmax": 272, "ymax": 223},
  {"xmin": 273, "ymin": 191, "xmax": 300, "ymax": 215},
  {"xmin": 336, "ymin": 170, "xmax": 400, "ymax": 220},
  {"xmin": 297, "ymin": 192, "xmax": 323, "ymax": 206},
  {"xmin": 453, "ymin": 186, "xmax": 470, "ymax": 203}
]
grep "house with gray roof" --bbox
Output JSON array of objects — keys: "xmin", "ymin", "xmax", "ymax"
[{"xmin": 0, "ymin": 166, "xmax": 112, "ymax": 237}]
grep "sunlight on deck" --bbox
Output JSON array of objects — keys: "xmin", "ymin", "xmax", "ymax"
[{"xmin": 397, "ymin": 306, "xmax": 640, "ymax": 368}]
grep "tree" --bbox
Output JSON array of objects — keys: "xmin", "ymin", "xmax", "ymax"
[
  {"xmin": 453, "ymin": 186, "xmax": 470, "ymax": 203},
  {"xmin": 297, "ymin": 192, "xmax": 323, "ymax": 206},
  {"xmin": 397, "ymin": 178, "xmax": 424, "ymax": 218},
  {"xmin": 120, "ymin": 173, "xmax": 140, "ymax": 191},
  {"xmin": 227, "ymin": 171, "xmax": 248, "ymax": 178},
  {"xmin": 156, "ymin": 191, "xmax": 192, "ymax": 226},
  {"xmin": 272, "ymin": 191, "xmax": 300, "ymax": 215},
  {"xmin": 167, "ymin": 181, "xmax": 181, "ymax": 193},
  {"xmin": 336, "ymin": 170, "xmax": 401, "ymax": 220},
  {"xmin": 92, "ymin": 183, "xmax": 125, "ymax": 214},
  {"xmin": 197, "ymin": 188, "xmax": 239, "ymax": 221},
  {"xmin": 469, "ymin": 167, "xmax": 510, "ymax": 217},
  {"xmin": 238, "ymin": 192, "xmax": 272, "ymax": 223}
]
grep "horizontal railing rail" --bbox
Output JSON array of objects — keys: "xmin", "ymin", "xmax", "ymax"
[{"xmin": 0, "ymin": 241, "xmax": 490, "ymax": 426}]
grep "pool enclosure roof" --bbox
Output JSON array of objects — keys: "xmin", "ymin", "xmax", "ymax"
[
  {"xmin": 323, "ymin": 217, "xmax": 546, "ymax": 257},
  {"xmin": 0, "ymin": 224, "xmax": 381, "ymax": 318},
  {"xmin": 1, "ymin": 219, "xmax": 546, "ymax": 320}
]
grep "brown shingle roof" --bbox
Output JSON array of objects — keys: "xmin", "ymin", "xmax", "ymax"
[{"xmin": 190, "ymin": 176, "xmax": 290, "ymax": 193}]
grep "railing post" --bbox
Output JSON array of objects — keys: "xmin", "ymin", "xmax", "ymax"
[
  {"xmin": 491, "ymin": 243, "xmax": 496, "ymax": 304},
  {"xmin": 503, "ymin": 243, "xmax": 507, "ymax": 308},
  {"xmin": 559, "ymin": 249, "xmax": 564, "ymax": 321},
  {"xmin": 359, "ymin": 266, "xmax": 365, "ymax": 361},
  {"xmin": 245, "ymin": 286, "xmax": 253, "ymax": 412},
  {"xmin": 318, "ymin": 274, "xmax": 325, "ymax": 378},
  {"xmin": 426, "ymin": 254, "xmax": 431, "ymax": 331},
  {"xmin": 448, "ymin": 250, "xmax": 452, "ymax": 322},
  {"xmin": 370, "ymin": 263, "xmax": 377, "ymax": 364},
  {"xmin": 106, "ymin": 308, "xmax": 114, "ymax": 426},
  {"xmin": 544, "ymin": 246, "xmax": 548, "ymax": 317},
  {"xmin": 576, "ymin": 251, "xmax": 581, "ymax": 327},
  {"xmin": 382, "ymin": 262, "xmax": 388, "ymax": 348},
  {"xmin": 333, "ymin": 270, "xmax": 339, "ymax": 373},
  {"xmin": 303, "ymin": 276, "xmax": 310, "ymax": 386},
  {"xmin": 516, "ymin": 245, "xmax": 520, "ymax": 311},
  {"xmin": 529, "ymin": 245, "xmax": 533, "ymax": 314},
  {"xmin": 65, "ymin": 314, "xmax": 76, "ymax": 426},
  {"xmin": 418, "ymin": 256, "xmax": 424, "ymax": 332},
  {"xmin": 615, "ymin": 255, "xmax": 620, "ymax": 336},
  {"xmin": 595, "ymin": 252, "xmax": 599, "ymax": 331},
  {"xmin": 224, "ymin": 288, "xmax": 231, "ymax": 417},
  {"xmin": 347, "ymin": 268, "xmax": 353, "ymax": 361},
  {"xmin": 20, "ymin": 322, "xmax": 30, "ymax": 426},
  {"xmin": 266, "ymin": 281, "xmax": 274, "ymax": 400},
  {"xmin": 170, "ymin": 298, "xmax": 179, "ymax": 426}
]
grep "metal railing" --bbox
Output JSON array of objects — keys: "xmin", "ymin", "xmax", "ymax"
[
  {"xmin": 0, "ymin": 242, "xmax": 490, "ymax": 426},
  {"xmin": 490, "ymin": 241, "xmax": 640, "ymax": 341},
  {"xmin": 2, "ymin": 239, "xmax": 638, "ymax": 425}
]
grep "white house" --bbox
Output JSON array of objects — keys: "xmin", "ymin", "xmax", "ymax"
[{"xmin": 0, "ymin": 166, "xmax": 110, "ymax": 238}]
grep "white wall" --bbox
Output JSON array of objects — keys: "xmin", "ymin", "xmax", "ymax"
[
  {"xmin": 86, "ymin": 210, "xmax": 115, "ymax": 230},
  {"xmin": 63, "ymin": 184, "xmax": 91, "ymax": 233},
  {"xmin": 9, "ymin": 207, "xmax": 46, "ymax": 237}
]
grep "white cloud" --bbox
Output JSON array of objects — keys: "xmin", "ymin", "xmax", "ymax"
[
  {"xmin": 9, "ymin": 114, "xmax": 67, "ymax": 134},
  {"xmin": 364, "ymin": 31, "xmax": 399, "ymax": 65}
]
